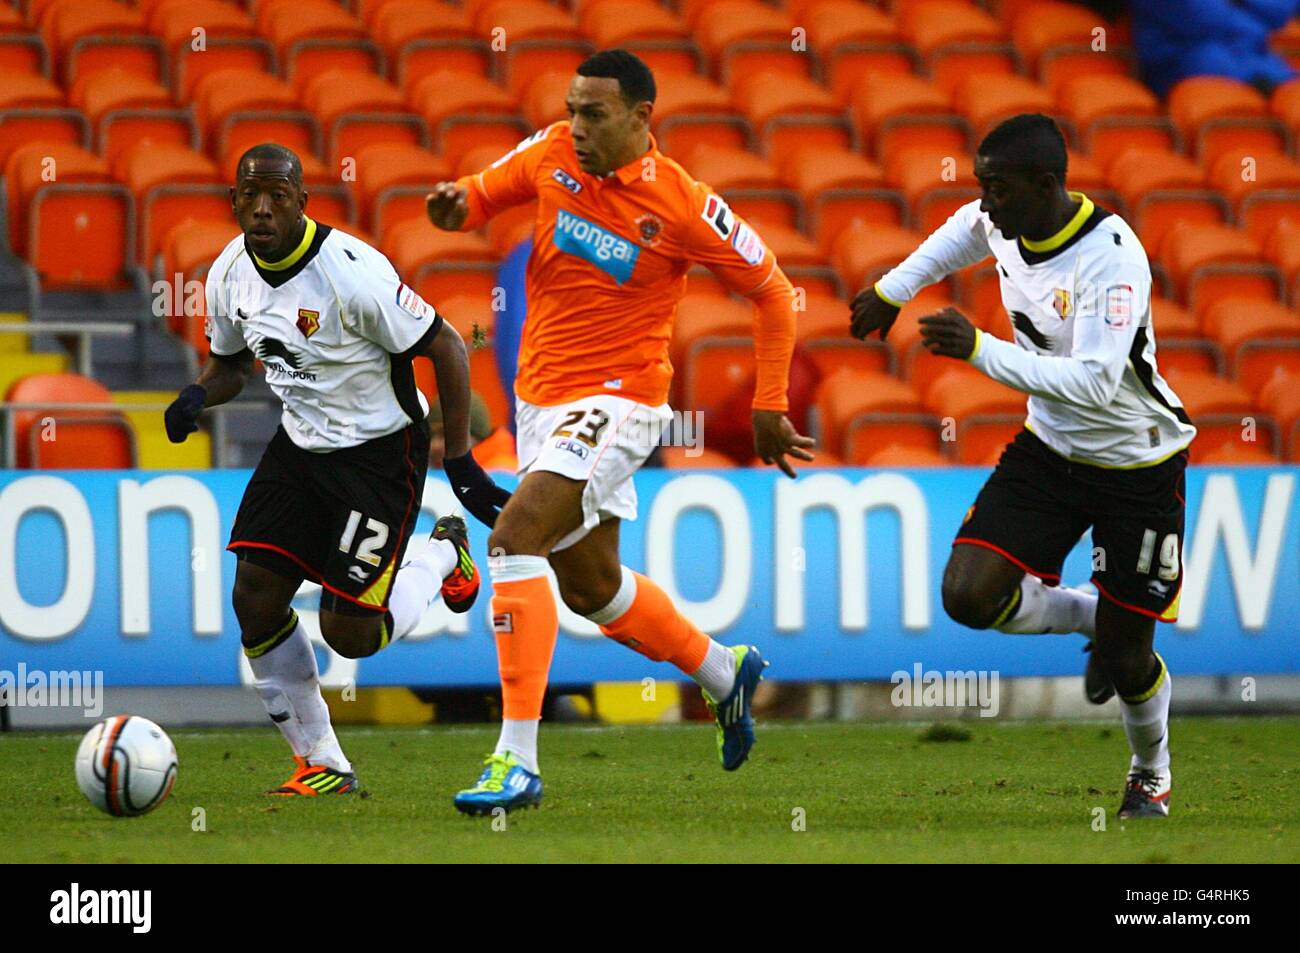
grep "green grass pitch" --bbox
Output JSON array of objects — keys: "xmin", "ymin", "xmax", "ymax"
[{"xmin": 3, "ymin": 717, "xmax": 1296, "ymax": 863}]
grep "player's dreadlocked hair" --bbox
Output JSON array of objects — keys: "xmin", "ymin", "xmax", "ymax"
[
  {"xmin": 977, "ymin": 113, "xmax": 1068, "ymax": 182},
  {"xmin": 235, "ymin": 143, "xmax": 304, "ymax": 188},
  {"xmin": 577, "ymin": 49, "xmax": 657, "ymax": 105}
]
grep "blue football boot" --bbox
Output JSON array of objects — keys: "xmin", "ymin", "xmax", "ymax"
[
  {"xmin": 453, "ymin": 752, "xmax": 543, "ymax": 815},
  {"xmin": 701, "ymin": 644, "xmax": 769, "ymax": 771}
]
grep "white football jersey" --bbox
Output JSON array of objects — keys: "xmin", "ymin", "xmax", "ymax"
[
  {"xmin": 205, "ymin": 218, "xmax": 442, "ymax": 451},
  {"xmin": 877, "ymin": 195, "xmax": 1196, "ymax": 468}
]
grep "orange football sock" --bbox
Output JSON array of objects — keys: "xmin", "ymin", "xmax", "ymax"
[
  {"xmin": 491, "ymin": 571, "xmax": 559, "ymax": 721},
  {"xmin": 599, "ymin": 572, "xmax": 709, "ymax": 674}
]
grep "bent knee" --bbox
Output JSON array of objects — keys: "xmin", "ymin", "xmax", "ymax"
[
  {"xmin": 941, "ymin": 573, "xmax": 1007, "ymax": 630},
  {"xmin": 318, "ymin": 614, "xmax": 384, "ymax": 659},
  {"xmin": 558, "ymin": 581, "xmax": 615, "ymax": 618}
]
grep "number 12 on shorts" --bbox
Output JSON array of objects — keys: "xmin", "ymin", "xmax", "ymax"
[
  {"xmin": 1136, "ymin": 529, "xmax": 1179, "ymax": 580},
  {"xmin": 339, "ymin": 509, "xmax": 389, "ymax": 567}
]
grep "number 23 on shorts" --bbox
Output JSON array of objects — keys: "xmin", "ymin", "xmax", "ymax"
[{"xmin": 551, "ymin": 408, "xmax": 611, "ymax": 448}]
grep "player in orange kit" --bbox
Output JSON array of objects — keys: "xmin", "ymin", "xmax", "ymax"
[{"xmin": 426, "ymin": 49, "xmax": 813, "ymax": 814}]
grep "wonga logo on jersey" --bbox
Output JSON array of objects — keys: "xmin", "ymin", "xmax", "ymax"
[{"xmin": 552, "ymin": 210, "xmax": 639, "ymax": 284}]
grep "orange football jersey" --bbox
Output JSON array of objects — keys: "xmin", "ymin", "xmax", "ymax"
[{"xmin": 455, "ymin": 122, "xmax": 795, "ymax": 410}]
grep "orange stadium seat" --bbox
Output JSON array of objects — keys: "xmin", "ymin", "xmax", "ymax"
[
  {"xmin": 795, "ymin": 293, "xmax": 892, "ymax": 378},
  {"xmin": 7, "ymin": 372, "xmax": 134, "ymax": 469},
  {"xmin": 1196, "ymin": 441, "xmax": 1279, "ymax": 464},
  {"xmin": 371, "ymin": 1, "xmax": 485, "ymax": 87},
  {"xmin": 660, "ymin": 446, "xmax": 740, "ymax": 469},
  {"xmin": 1258, "ymin": 372, "xmax": 1300, "ymax": 459},
  {"xmin": 406, "ymin": 69, "xmax": 527, "ymax": 166},
  {"xmin": 1272, "ymin": 77, "xmax": 1300, "ymax": 140},
  {"xmin": 681, "ymin": 337, "xmax": 757, "ymax": 414},
  {"xmin": 1166, "ymin": 76, "xmax": 1283, "ymax": 163},
  {"xmin": 383, "ymin": 219, "xmax": 499, "ymax": 302},
  {"xmin": 1163, "ymin": 367, "xmax": 1274, "ymax": 461},
  {"xmin": 192, "ymin": 67, "xmax": 300, "ymax": 143},
  {"xmin": 301, "ymin": 69, "xmax": 430, "ymax": 165},
  {"xmin": 0, "ymin": 72, "xmax": 89, "ymax": 169},
  {"xmin": 897, "ymin": 0, "xmax": 1016, "ymax": 95},
  {"xmin": 1149, "ymin": 296, "xmax": 1203, "ymax": 341},
  {"xmin": 435, "ymin": 291, "xmax": 497, "ymax": 343},
  {"xmin": 1264, "ymin": 218, "xmax": 1300, "ymax": 303},
  {"xmin": 778, "ymin": 146, "xmax": 904, "ymax": 253},
  {"xmin": 1202, "ymin": 297, "xmax": 1300, "ymax": 394},
  {"xmin": 652, "ymin": 73, "xmax": 752, "ymax": 156},
  {"xmin": 859, "ymin": 443, "xmax": 950, "ymax": 467},
  {"xmin": 682, "ymin": 144, "xmax": 801, "ymax": 230},
  {"xmin": 43, "ymin": 0, "xmax": 161, "ymax": 85},
  {"xmin": 693, "ymin": 1, "xmax": 805, "ymax": 85},
  {"xmin": 731, "ymin": 71, "xmax": 855, "ymax": 168},
  {"xmin": 1107, "ymin": 148, "xmax": 1227, "ymax": 255},
  {"xmin": 1011, "ymin": 1, "xmax": 1105, "ymax": 73},
  {"xmin": 953, "ymin": 74, "xmax": 1059, "ymax": 143},
  {"xmin": 884, "ymin": 290, "xmax": 967, "ymax": 383},
  {"xmin": 831, "ymin": 221, "xmax": 930, "ymax": 297},
  {"xmin": 815, "ymin": 367, "xmax": 928, "ymax": 459},
  {"xmin": 1161, "ymin": 223, "xmax": 1283, "ymax": 318},
  {"xmin": 148, "ymin": 0, "xmax": 266, "ymax": 96},
  {"xmin": 885, "ymin": 146, "xmax": 979, "ymax": 234},
  {"xmin": 70, "ymin": 68, "xmax": 193, "ymax": 164},
  {"xmin": 579, "ymin": 0, "xmax": 698, "ymax": 77},
  {"xmin": 160, "ymin": 217, "xmax": 236, "ymax": 285},
  {"xmin": 5, "ymin": 141, "xmax": 114, "ymax": 257},
  {"xmin": 115, "ymin": 141, "xmax": 224, "ymax": 266},
  {"xmin": 755, "ymin": 222, "xmax": 839, "ymax": 297},
  {"xmin": 805, "ymin": 0, "xmax": 915, "ymax": 104},
  {"xmin": 1056, "ymin": 74, "xmax": 1164, "ymax": 157},
  {"xmin": 1207, "ymin": 150, "xmax": 1300, "ymax": 243},
  {"xmin": 849, "ymin": 72, "xmax": 966, "ymax": 167},
  {"xmin": 0, "ymin": 30, "xmax": 48, "ymax": 79},
  {"xmin": 671, "ymin": 291, "xmax": 754, "ymax": 369},
  {"xmin": 1156, "ymin": 339, "xmax": 1224, "ymax": 377},
  {"xmin": 520, "ymin": 70, "xmax": 571, "ymax": 131},
  {"xmin": 473, "ymin": 0, "xmax": 590, "ymax": 95},
  {"xmin": 352, "ymin": 142, "xmax": 452, "ymax": 236},
  {"xmin": 258, "ymin": 0, "xmax": 379, "ymax": 86}
]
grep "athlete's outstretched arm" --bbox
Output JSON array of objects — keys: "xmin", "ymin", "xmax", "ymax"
[
  {"xmin": 163, "ymin": 348, "xmax": 252, "ymax": 443},
  {"xmin": 426, "ymin": 319, "xmax": 471, "ymax": 459}
]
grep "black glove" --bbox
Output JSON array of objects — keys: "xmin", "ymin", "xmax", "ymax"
[
  {"xmin": 444, "ymin": 452, "xmax": 511, "ymax": 528},
  {"xmin": 164, "ymin": 384, "xmax": 207, "ymax": 443}
]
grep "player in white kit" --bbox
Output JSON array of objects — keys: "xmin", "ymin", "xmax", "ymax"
[
  {"xmin": 163, "ymin": 144, "xmax": 509, "ymax": 796},
  {"xmin": 850, "ymin": 115, "xmax": 1195, "ymax": 819}
]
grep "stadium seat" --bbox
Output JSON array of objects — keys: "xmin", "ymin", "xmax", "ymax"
[
  {"xmin": 352, "ymin": 142, "xmax": 451, "ymax": 237},
  {"xmin": 859, "ymin": 443, "xmax": 950, "ymax": 467},
  {"xmin": 692, "ymin": 1, "xmax": 805, "ymax": 85},
  {"xmin": 159, "ymin": 217, "xmax": 235, "ymax": 286},
  {"xmin": 1149, "ymin": 296, "xmax": 1203, "ymax": 341},
  {"xmin": 814, "ymin": 367, "xmax": 927, "ymax": 457},
  {"xmin": 1264, "ymin": 218, "xmax": 1300, "ymax": 303},
  {"xmin": 435, "ymin": 291, "xmax": 497, "ymax": 344},
  {"xmin": 301, "ymin": 69, "xmax": 430, "ymax": 166},
  {"xmin": 472, "ymin": 0, "xmax": 589, "ymax": 95},
  {"xmin": 147, "ymin": 0, "xmax": 265, "ymax": 97},
  {"xmin": 520, "ymin": 70, "xmax": 572, "ymax": 131},
  {"xmin": 1207, "ymin": 150, "xmax": 1300, "ymax": 243},
  {"xmin": 70, "ymin": 68, "xmax": 192, "ymax": 163},
  {"xmin": 1196, "ymin": 441, "xmax": 1279, "ymax": 464},
  {"xmin": 805, "ymin": 0, "xmax": 915, "ymax": 104},
  {"xmin": 681, "ymin": 337, "xmax": 757, "ymax": 414},
  {"xmin": 371, "ymin": 1, "xmax": 485, "ymax": 88},
  {"xmin": 1011, "ymin": 0, "xmax": 1106, "ymax": 74},
  {"xmin": 954, "ymin": 74, "xmax": 1061, "ymax": 145},
  {"xmin": 923, "ymin": 364, "xmax": 1023, "ymax": 419},
  {"xmin": 1161, "ymin": 223, "xmax": 1283, "ymax": 318},
  {"xmin": 192, "ymin": 66, "xmax": 301, "ymax": 144},
  {"xmin": 778, "ymin": 146, "xmax": 904, "ymax": 253},
  {"xmin": 884, "ymin": 290, "xmax": 967, "ymax": 384},
  {"xmin": 682, "ymin": 144, "xmax": 802, "ymax": 230},
  {"xmin": 831, "ymin": 221, "xmax": 930, "ymax": 297},
  {"xmin": 259, "ymin": 0, "xmax": 379, "ymax": 86},
  {"xmin": 1156, "ymin": 339, "xmax": 1224, "ymax": 377},
  {"xmin": 406, "ymin": 69, "xmax": 527, "ymax": 166},
  {"xmin": 660, "ymin": 445, "xmax": 739, "ymax": 468},
  {"xmin": 670, "ymin": 291, "xmax": 754, "ymax": 379},
  {"xmin": 652, "ymin": 73, "xmax": 752, "ymax": 156},
  {"xmin": 44, "ymin": 0, "xmax": 161, "ymax": 85},
  {"xmin": 0, "ymin": 25, "xmax": 49, "ymax": 78},
  {"xmin": 792, "ymin": 292, "xmax": 892, "ymax": 377},
  {"xmin": 173, "ymin": 39, "xmax": 275, "ymax": 104},
  {"xmin": 898, "ymin": 0, "xmax": 1017, "ymax": 95},
  {"xmin": 885, "ymin": 146, "xmax": 979, "ymax": 234},
  {"xmin": 1055, "ymin": 74, "xmax": 1163, "ymax": 155},
  {"xmin": 382, "ymin": 219, "xmax": 499, "ymax": 302},
  {"xmin": 115, "ymin": 142, "xmax": 224, "ymax": 266},
  {"xmin": 579, "ymin": 0, "xmax": 695, "ymax": 70},
  {"xmin": 1271, "ymin": 77, "xmax": 1300, "ymax": 141},
  {"xmin": 0, "ymin": 75, "xmax": 90, "ymax": 169},
  {"xmin": 849, "ymin": 72, "xmax": 967, "ymax": 167},
  {"xmin": 755, "ymin": 222, "xmax": 839, "ymax": 296},
  {"xmin": 5, "ymin": 141, "xmax": 115, "ymax": 259},
  {"xmin": 1107, "ymin": 148, "xmax": 1227, "ymax": 255},
  {"xmin": 1203, "ymin": 298, "xmax": 1300, "ymax": 394},
  {"xmin": 1162, "ymin": 367, "xmax": 1272, "ymax": 461},
  {"xmin": 731, "ymin": 72, "xmax": 855, "ymax": 168},
  {"xmin": 7, "ymin": 372, "xmax": 135, "ymax": 469},
  {"xmin": 1166, "ymin": 76, "xmax": 1280, "ymax": 163},
  {"xmin": 1258, "ymin": 371, "xmax": 1300, "ymax": 459}
]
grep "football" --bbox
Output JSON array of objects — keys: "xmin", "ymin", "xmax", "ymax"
[{"xmin": 74, "ymin": 715, "xmax": 178, "ymax": 818}]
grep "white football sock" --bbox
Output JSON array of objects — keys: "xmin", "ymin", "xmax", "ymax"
[
  {"xmin": 693, "ymin": 640, "xmax": 738, "ymax": 700},
  {"xmin": 247, "ymin": 613, "xmax": 351, "ymax": 772},
  {"xmin": 1121, "ymin": 656, "xmax": 1171, "ymax": 772},
  {"xmin": 495, "ymin": 719, "xmax": 540, "ymax": 775},
  {"xmin": 386, "ymin": 537, "xmax": 458, "ymax": 642},
  {"xmin": 995, "ymin": 575, "xmax": 1097, "ymax": 637}
]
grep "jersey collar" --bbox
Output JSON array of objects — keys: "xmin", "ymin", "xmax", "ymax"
[
  {"xmin": 1016, "ymin": 192, "xmax": 1110, "ymax": 265},
  {"xmin": 246, "ymin": 217, "xmax": 331, "ymax": 288},
  {"xmin": 611, "ymin": 133, "xmax": 659, "ymax": 185}
]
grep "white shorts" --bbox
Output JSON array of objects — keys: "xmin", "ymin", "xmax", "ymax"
[{"xmin": 514, "ymin": 394, "xmax": 672, "ymax": 551}]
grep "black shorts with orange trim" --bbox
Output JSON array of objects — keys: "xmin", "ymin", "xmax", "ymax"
[
  {"xmin": 229, "ymin": 423, "xmax": 429, "ymax": 612},
  {"xmin": 954, "ymin": 428, "xmax": 1188, "ymax": 621}
]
